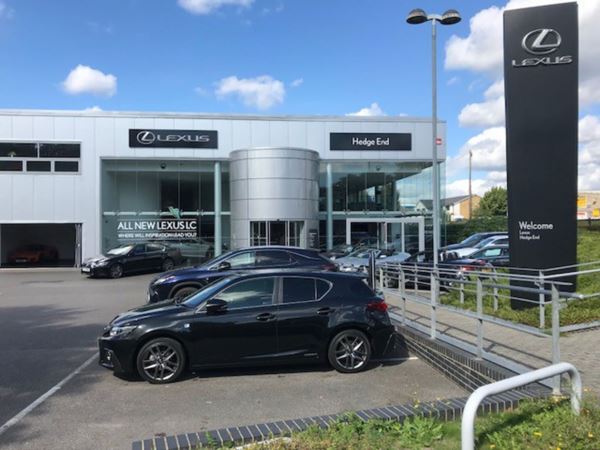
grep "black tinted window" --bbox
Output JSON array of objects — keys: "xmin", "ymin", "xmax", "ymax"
[
  {"xmin": 0, "ymin": 160, "xmax": 23, "ymax": 171},
  {"xmin": 257, "ymin": 250, "xmax": 291, "ymax": 266},
  {"xmin": 54, "ymin": 161, "xmax": 79, "ymax": 172},
  {"xmin": 0, "ymin": 143, "xmax": 37, "ymax": 157},
  {"xmin": 147, "ymin": 244, "xmax": 163, "ymax": 252},
  {"xmin": 316, "ymin": 279, "xmax": 331, "ymax": 298},
  {"xmin": 27, "ymin": 161, "xmax": 51, "ymax": 172},
  {"xmin": 133, "ymin": 244, "xmax": 145, "ymax": 254},
  {"xmin": 218, "ymin": 278, "xmax": 275, "ymax": 309},
  {"xmin": 39, "ymin": 143, "xmax": 81, "ymax": 158},
  {"xmin": 282, "ymin": 277, "xmax": 317, "ymax": 303},
  {"xmin": 349, "ymin": 279, "xmax": 374, "ymax": 297}
]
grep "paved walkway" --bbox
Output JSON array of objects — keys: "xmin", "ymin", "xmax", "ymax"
[{"xmin": 384, "ymin": 290, "xmax": 600, "ymax": 393}]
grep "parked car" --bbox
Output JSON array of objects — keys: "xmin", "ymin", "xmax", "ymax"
[
  {"xmin": 441, "ymin": 232, "xmax": 506, "ymax": 254},
  {"xmin": 99, "ymin": 271, "xmax": 395, "ymax": 384},
  {"xmin": 147, "ymin": 246, "xmax": 338, "ymax": 303},
  {"xmin": 335, "ymin": 248, "xmax": 396, "ymax": 273},
  {"xmin": 150, "ymin": 238, "xmax": 228, "ymax": 263},
  {"xmin": 450, "ymin": 245, "xmax": 510, "ymax": 278},
  {"xmin": 81, "ymin": 243, "xmax": 184, "ymax": 278},
  {"xmin": 451, "ymin": 234, "xmax": 508, "ymax": 258},
  {"xmin": 8, "ymin": 244, "xmax": 58, "ymax": 264}
]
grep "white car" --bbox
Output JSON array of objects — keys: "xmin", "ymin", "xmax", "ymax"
[{"xmin": 454, "ymin": 235, "xmax": 509, "ymax": 258}]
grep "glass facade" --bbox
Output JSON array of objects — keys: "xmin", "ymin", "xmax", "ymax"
[
  {"xmin": 101, "ymin": 159, "xmax": 230, "ymax": 264},
  {"xmin": 318, "ymin": 161, "xmax": 438, "ymax": 249}
]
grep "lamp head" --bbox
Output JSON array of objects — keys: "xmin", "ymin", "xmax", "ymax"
[
  {"xmin": 406, "ymin": 8, "xmax": 428, "ymax": 25},
  {"xmin": 441, "ymin": 9, "xmax": 461, "ymax": 25}
]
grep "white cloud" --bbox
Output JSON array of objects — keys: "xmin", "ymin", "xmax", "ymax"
[
  {"xmin": 445, "ymin": 0, "xmax": 600, "ymax": 107},
  {"xmin": 290, "ymin": 78, "xmax": 303, "ymax": 88},
  {"xmin": 178, "ymin": 0, "xmax": 253, "ymax": 15},
  {"xmin": 447, "ymin": 127, "xmax": 507, "ymax": 177},
  {"xmin": 83, "ymin": 106, "xmax": 103, "ymax": 112},
  {"xmin": 194, "ymin": 86, "xmax": 209, "ymax": 96},
  {"xmin": 62, "ymin": 65, "xmax": 117, "ymax": 97},
  {"xmin": 446, "ymin": 175, "xmax": 506, "ymax": 198},
  {"xmin": 215, "ymin": 75, "xmax": 285, "ymax": 110},
  {"xmin": 346, "ymin": 102, "xmax": 386, "ymax": 117},
  {"xmin": 459, "ymin": 80, "xmax": 505, "ymax": 128},
  {"xmin": 447, "ymin": 76, "xmax": 460, "ymax": 86}
]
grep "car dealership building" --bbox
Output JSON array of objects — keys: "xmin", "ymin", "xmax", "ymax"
[{"xmin": 0, "ymin": 110, "xmax": 445, "ymax": 267}]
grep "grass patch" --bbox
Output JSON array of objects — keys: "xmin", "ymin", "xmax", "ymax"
[
  {"xmin": 212, "ymin": 397, "xmax": 600, "ymax": 449},
  {"xmin": 439, "ymin": 228, "xmax": 600, "ymax": 328}
]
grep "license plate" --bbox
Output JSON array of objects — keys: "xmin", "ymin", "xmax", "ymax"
[{"xmin": 81, "ymin": 267, "xmax": 91, "ymax": 273}]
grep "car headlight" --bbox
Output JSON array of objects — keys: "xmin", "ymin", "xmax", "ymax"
[
  {"xmin": 109, "ymin": 325, "xmax": 138, "ymax": 338},
  {"xmin": 92, "ymin": 259, "xmax": 109, "ymax": 267}
]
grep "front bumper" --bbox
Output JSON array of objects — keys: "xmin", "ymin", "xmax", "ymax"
[
  {"xmin": 98, "ymin": 337, "xmax": 137, "ymax": 374},
  {"xmin": 81, "ymin": 265, "xmax": 110, "ymax": 277}
]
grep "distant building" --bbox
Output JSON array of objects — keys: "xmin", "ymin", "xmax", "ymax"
[
  {"xmin": 415, "ymin": 195, "xmax": 481, "ymax": 221},
  {"xmin": 577, "ymin": 192, "xmax": 600, "ymax": 220}
]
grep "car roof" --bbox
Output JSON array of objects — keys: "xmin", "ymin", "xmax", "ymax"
[{"xmin": 221, "ymin": 269, "xmax": 366, "ymax": 280}]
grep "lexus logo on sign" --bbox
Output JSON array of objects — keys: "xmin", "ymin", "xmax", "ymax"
[
  {"xmin": 512, "ymin": 27, "xmax": 572, "ymax": 68},
  {"xmin": 521, "ymin": 28, "xmax": 561, "ymax": 54},
  {"xmin": 136, "ymin": 130, "xmax": 156, "ymax": 145},
  {"xmin": 129, "ymin": 129, "xmax": 218, "ymax": 149}
]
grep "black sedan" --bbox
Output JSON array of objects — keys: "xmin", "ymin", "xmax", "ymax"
[
  {"xmin": 99, "ymin": 271, "xmax": 394, "ymax": 383},
  {"xmin": 81, "ymin": 243, "xmax": 184, "ymax": 278},
  {"xmin": 147, "ymin": 246, "xmax": 337, "ymax": 303}
]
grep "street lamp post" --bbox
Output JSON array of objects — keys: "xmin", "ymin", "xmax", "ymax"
[{"xmin": 407, "ymin": 8, "xmax": 461, "ymax": 267}]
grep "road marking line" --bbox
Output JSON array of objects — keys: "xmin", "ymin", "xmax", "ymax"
[{"xmin": 0, "ymin": 352, "xmax": 97, "ymax": 437}]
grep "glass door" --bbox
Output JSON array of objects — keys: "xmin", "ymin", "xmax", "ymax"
[{"xmin": 268, "ymin": 221, "xmax": 286, "ymax": 246}]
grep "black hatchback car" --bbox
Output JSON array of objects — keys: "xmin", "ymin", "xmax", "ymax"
[
  {"xmin": 99, "ymin": 271, "xmax": 394, "ymax": 384},
  {"xmin": 147, "ymin": 246, "xmax": 337, "ymax": 303},
  {"xmin": 81, "ymin": 243, "xmax": 184, "ymax": 278}
]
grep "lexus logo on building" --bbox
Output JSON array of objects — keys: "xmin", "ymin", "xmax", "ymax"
[
  {"xmin": 136, "ymin": 130, "xmax": 156, "ymax": 145},
  {"xmin": 129, "ymin": 128, "xmax": 218, "ymax": 148},
  {"xmin": 512, "ymin": 28, "xmax": 572, "ymax": 68},
  {"xmin": 521, "ymin": 29, "xmax": 561, "ymax": 54}
]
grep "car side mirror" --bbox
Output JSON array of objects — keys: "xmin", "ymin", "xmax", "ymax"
[
  {"xmin": 217, "ymin": 261, "xmax": 231, "ymax": 271},
  {"xmin": 205, "ymin": 298, "xmax": 228, "ymax": 314}
]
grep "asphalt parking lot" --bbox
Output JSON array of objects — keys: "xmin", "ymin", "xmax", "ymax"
[{"xmin": 0, "ymin": 269, "xmax": 466, "ymax": 450}]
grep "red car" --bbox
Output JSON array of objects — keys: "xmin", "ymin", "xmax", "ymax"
[{"xmin": 8, "ymin": 244, "xmax": 59, "ymax": 264}]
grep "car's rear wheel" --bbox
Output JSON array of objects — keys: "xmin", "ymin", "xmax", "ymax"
[
  {"xmin": 162, "ymin": 258, "xmax": 174, "ymax": 272},
  {"xmin": 109, "ymin": 263, "xmax": 123, "ymax": 279},
  {"xmin": 172, "ymin": 285, "xmax": 199, "ymax": 302},
  {"xmin": 328, "ymin": 329, "xmax": 371, "ymax": 373},
  {"xmin": 136, "ymin": 337, "xmax": 185, "ymax": 384}
]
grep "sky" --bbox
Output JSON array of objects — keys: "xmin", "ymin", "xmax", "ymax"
[{"xmin": 0, "ymin": 0, "xmax": 599, "ymax": 197}]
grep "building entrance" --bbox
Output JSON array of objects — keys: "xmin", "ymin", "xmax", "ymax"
[
  {"xmin": 250, "ymin": 221, "xmax": 305, "ymax": 247},
  {"xmin": 345, "ymin": 217, "xmax": 425, "ymax": 254}
]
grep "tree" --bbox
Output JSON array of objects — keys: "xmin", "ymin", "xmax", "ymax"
[{"xmin": 475, "ymin": 186, "xmax": 507, "ymax": 217}]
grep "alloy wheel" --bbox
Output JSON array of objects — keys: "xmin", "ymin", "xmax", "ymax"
[
  {"xmin": 334, "ymin": 335, "xmax": 368, "ymax": 370},
  {"xmin": 141, "ymin": 342, "xmax": 180, "ymax": 382},
  {"xmin": 110, "ymin": 264, "xmax": 123, "ymax": 278}
]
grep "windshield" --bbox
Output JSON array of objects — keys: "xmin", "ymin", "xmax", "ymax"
[
  {"xmin": 196, "ymin": 249, "xmax": 236, "ymax": 268},
  {"xmin": 106, "ymin": 245, "xmax": 133, "ymax": 256},
  {"xmin": 347, "ymin": 248, "xmax": 376, "ymax": 258},
  {"xmin": 459, "ymin": 234, "xmax": 482, "ymax": 246},
  {"xmin": 182, "ymin": 277, "xmax": 233, "ymax": 308}
]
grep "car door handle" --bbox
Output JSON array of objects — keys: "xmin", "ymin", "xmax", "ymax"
[
  {"xmin": 317, "ymin": 307, "xmax": 335, "ymax": 315},
  {"xmin": 256, "ymin": 312, "xmax": 276, "ymax": 322}
]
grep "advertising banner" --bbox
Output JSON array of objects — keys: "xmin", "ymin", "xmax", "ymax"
[
  {"xmin": 504, "ymin": 3, "xmax": 578, "ymax": 307},
  {"xmin": 116, "ymin": 219, "xmax": 198, "ymax": 241}
]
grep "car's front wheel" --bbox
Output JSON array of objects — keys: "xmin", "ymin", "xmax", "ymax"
[
  {"xmin": 136, "ymin": 337, "xmax": 185, "ymax": 384},
  {"xmin": 109, "ymin": 263, "xmax": 123, "ymax": 279},
  {"xmin": 328, "ymin": 329, "xmax": 371, "ymax": 373}
]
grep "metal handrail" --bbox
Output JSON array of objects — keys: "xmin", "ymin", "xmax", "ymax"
[{"xmin": 461, "ymin": 362, "xmax": 581, "ymax": 450}]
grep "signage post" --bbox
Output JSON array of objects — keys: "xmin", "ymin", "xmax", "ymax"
[{"xmin": 503, "ymin": 3, "xmax": 578, "ymax": 308}]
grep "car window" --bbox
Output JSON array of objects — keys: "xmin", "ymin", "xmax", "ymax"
[
  {"xmin": 316, "ymin": 279, "xmax": 331, "ymax": 298},
  {"xmin": 349, "ymin": 279, "xmax": 374, "ymax": 297},
  {"xmin": 495, "ymin": 238, "xmax": 509, "ymax": 245},
  {"xmin": 256, "ymin": 250, "xmax": 291, "ymax": 266},
  {"xmin": 217, "ymin": 277, "xmax": 275, "ymax": 309},
  {"xmin": 282, "ymin": 277, "xmax": 318, "ymax": 303},
  {"xmin": 133, "ymin": 244, "xmax": 145, "ymax": 255},
  {"xmin": 483, "ymin": 248, "xmax": 502, "ymax": 257},
  {"xmin": 225, "ymin": 251, "xmax": 256, "ymax": 268},
  {"xmin": 147, "ymin": 243, "xmax": 163, "ymax": 252}
]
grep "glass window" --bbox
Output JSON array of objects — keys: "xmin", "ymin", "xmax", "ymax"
[
  {"xmin": 256, "ymin": 250, "xmax": 291, "ymax": 266},
  {"xmin": 282, "ymin": 277, "xmax": 317, "ymax": 303},
  {"xmin": 217, "ymin": 277, "xmax": 275, "ymax": 309},
  {"xmin": 38, "ymin": 143, "xmax": 80, "ymax": 158},
  {"xmin": 482, "ymin": 248, "xmax": 502, "ymax": 257},
  {"xmin": 349, "ymin": 279, "xmax": 374, "ymax": 297},
  {"xmin": 316, "ymin": 279, "xmax": 331, "ymax": 298},
  {"xmin": 54, "ymin": 161, "xmax": 79, "ymax": 172},
  {"xmin": 147, "ymin": 244, "xmax": 163, "ymax": 252},
  {"xmin": 132, "ymin": 244, "xmax": 145, "ymax": 255},
  {"xmin": 225, "ymin": 251, "xmax": 256, "ymax": 268},
  {"xmin": 26, "ymin": 161, "xmax": 51, "ymax": 172},
  {"xmin": 0, "ymin": 143, "xmax": 37, "ymax": 158},
  {"xmin": 0, "ymin": 160, "xmax": 23, "ymax": 171},
  {"xmin": 250, "ymin": 221, "xmax": 267, "ymax": 246}
]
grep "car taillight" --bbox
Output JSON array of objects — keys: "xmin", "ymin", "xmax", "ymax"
[
  {"xmin": 322, "ymin": 263, "xmax": 338, "ymax": 271},
  {"xmin": 367, "ymin": 300, "xmax": 388, "ymax": 312}
]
